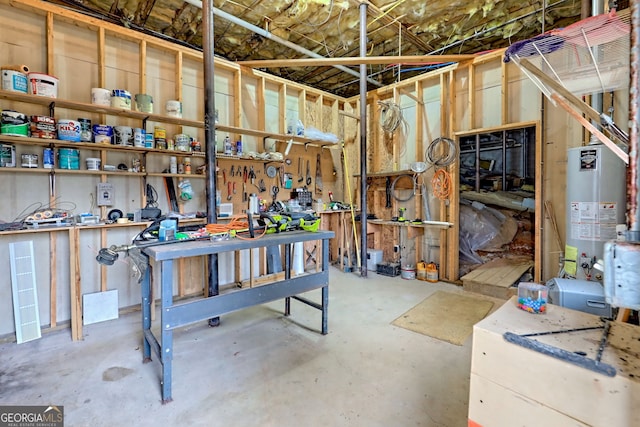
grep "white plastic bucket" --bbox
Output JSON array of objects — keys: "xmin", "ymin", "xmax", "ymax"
[
  {"xmin": 111, "ymin": 89, "xmax": 131, "ymax": 110},
  {"xmin": 91, "ymin": 88, "xmax": 111, "ymax": 106},
  {"xmin": 166, "ymin": 100, "xmax": 182, "ymax": 118},
  {"xmin": 28, "ymin": 72, "xmax": 58, "ymax": 98},
  {"xmin": 1, "ymin": 70, "xmax": 28, "ymax": 93}
]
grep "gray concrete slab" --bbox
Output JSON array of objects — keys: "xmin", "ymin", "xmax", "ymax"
[{"xmin": 0, "ymin": 267, "xmax": 504, "ymax": 427}]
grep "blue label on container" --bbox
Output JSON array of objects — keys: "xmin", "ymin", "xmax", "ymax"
[
  {"xmin": 43, "ymin": 148, "xmax": 54, "ymax": 168},
  {"xmin": 12, "ymin": 74, "xmax": 28, "ymax": 93},
  {"xmin": 57, "ymin": 120, "xmax": 81, "ymax": 141}
]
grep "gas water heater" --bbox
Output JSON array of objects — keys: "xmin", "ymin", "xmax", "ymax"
[{"xmin": 565, "ymin": 145, "xmax": 626, "ymax": 281}]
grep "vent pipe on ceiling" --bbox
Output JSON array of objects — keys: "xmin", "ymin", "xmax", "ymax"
[{"xmin": 183, "ymin": 0, "xmax": 382, "ymax": 88}]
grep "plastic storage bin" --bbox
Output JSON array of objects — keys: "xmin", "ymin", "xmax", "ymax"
[
  {"xmin": 366, "ymin": 249, "xmax": 383, "ymax": 272},
  {"xmin": 517, "ymin": 282, "xmax": 547, "ymax": 314}
]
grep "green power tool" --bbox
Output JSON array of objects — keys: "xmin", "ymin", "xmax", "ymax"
[
  {"xmin": 257, "ymin": 212, "xmax": 321, "ymax": 234},
  {"xmin": 398, "ymin": 207, "xmax": 406, "ymax": 222}
]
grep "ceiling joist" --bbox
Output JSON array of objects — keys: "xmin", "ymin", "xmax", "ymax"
[{"xmin": 238, "ymin": 54, "xmax": 477, "ymax": 68}]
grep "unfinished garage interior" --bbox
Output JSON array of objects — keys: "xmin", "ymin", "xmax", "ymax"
[{"xmin": 1, "ymin": 0, "xmax": 639, "ymax": 425}]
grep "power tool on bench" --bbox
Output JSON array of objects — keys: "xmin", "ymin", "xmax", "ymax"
[{"xmin": 255, "ymin": 212, "xmax": 321, "ymax": 234}]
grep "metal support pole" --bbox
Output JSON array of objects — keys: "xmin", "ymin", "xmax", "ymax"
[
  {"xmin": 629, "ymin": 0, "xmax": 640, "ymax": 241},
  {"xmin": 202, "ymin": 0, "xmax": 220, "ymax": 325},
  {"xmin": 359, "ymin": 1, "xmax": 368, "ymax": 277}
]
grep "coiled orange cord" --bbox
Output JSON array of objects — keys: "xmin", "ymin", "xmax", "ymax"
[
  {"xmin": 204, "ymin": 214, "xmax": 266, "ymax": 240},
  {"xmin": 431, "ymin": 168, "xmax": 451, "ymax": 200}
]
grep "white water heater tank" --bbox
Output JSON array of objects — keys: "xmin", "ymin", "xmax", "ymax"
[{"xmin": 565, "ymin": 145, "xmax": 626, "ymax": 280}]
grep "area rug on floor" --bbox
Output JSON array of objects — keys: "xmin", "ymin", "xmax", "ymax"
[{"xmin": 392, "ymin": 291, "xmax": 494, "ymax": 345}]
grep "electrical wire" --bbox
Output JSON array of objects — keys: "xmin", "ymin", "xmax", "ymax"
[
  {"xmin": 425, "ymin": 137, "xmax": 457, "ymax": 167},
  {"xmin": 145, "ymin": 184, "xmax": 158, "ymax": 208},
  {"xmin": 378, "ymin": 99, "xmax": 409, "ymax": 155},
  {"xmin": 378, "ymin": 100, "xmax": 407, "ymax": 134},
  {"xmin": 431, "ymin": 169, "xmax": 452, "ymax": 200},
  {"xmin": 390, "ymin": 174, "xmax": 416, "ymax": 202}
]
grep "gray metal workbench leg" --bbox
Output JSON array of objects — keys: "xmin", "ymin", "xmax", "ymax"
[
  {"xmin": 141, "ymin": 260, "xmax": 152, "ymax": 362},
  {"xmin": 160, "ymin": 259, "xmax": 174, "ymax": 403},
  {"xmin": 322, "ymin": 238, "xmax": 329, "ymax": 334},
  {"xmin": 284, "ymin": 243, "xmax": 291, "ymax": 316}
]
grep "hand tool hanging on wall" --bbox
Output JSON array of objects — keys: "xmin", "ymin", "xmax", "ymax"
[
  {"xmin": 306, "ymin": 159, "xmax": 312, "ymax": 186},
  {"xmin": 315, "ymin": 153, "xmax": 322, "ymax": 194},
  {"xmin": 298, "ymin": 158, "xmax": 304, "ymax": 183},
  {"xmin": 385, "ymin": 177, "xmax": 392, "ymax": 208},
  {"xmin": 227, "ymin": 181, "xmax": 233, "ymax": 200}
]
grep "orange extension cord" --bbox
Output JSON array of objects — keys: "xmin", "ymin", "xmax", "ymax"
[
  {"xmin": 431, "ymin": 168, "xmax": 451, "ymax": 200},
  {"xmin": 204, "ymin": 214, "xmax": 266, "ymax": 240}
]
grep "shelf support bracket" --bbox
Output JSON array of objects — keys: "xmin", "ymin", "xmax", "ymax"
[{"xmin": 48, "ymin": 101, "xmax": 55, "ymax": 117}]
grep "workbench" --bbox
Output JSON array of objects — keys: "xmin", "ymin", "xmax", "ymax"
[{"xmin": 140, "ymin": 230, "xmax": 335, "ymax": 403}]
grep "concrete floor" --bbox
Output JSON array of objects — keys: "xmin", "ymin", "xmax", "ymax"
[{"xmin": 0, "ymin": 267, "xmax": 504, "ymax": 427}]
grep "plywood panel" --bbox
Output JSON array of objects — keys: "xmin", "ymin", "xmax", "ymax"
[{"xmin": 471, "ymin": 298, "xmax": 640, "ymax": 426}]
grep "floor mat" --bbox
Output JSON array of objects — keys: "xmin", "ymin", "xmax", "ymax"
[{"xmin": 392, "ymin": 291, "xmax": 494, "ymax": 346}]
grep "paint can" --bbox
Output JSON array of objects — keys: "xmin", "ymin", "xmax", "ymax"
[
  {"xmin": 91, "ymin": 88, "xmax": 111, "ymax": 106},
  {"xmin": 43, "ymin": 148, "xmax": 54, "ymax": 169},
  {"xmin": 92, "ymin": 124, "xmax": 113, "ymax": 144},
  {"xmin": 134, "ymin": 93, "xmax": 153, "ymax": 113},
  {"xmin": 78, "ymin": 118, "xmax": 92, "ymax": 142},
  {"xmin": 28, "ymin": 72, "xmax": 58, "ymax": 98},
  {"xmin": 110, "ymin": 89, "xmax": 132, "ymax": 110},
  {"xmin": 154, "ymin": 126, "xmax": 167, "ymax": 149},
  {"xmin": 133, "ymin": 128, "xmax": 146, "ymax": 147},
  {"xmin": 165, "ymin": 100, "xmax": 182, "ymax": 118},
  {"xmin": 30, "ymin": 115, "xmax": 56, "ymax": 139},
  {"xmin": 401, "ymin": 265, "xmax": 416, "ymax": 280},
  {"xmin": 58, "ymin": 148, "xmax": 80, "ymax": 170},
  {"xmin": 86, "ymin": 157, "xmax": 101, "ymax": 171},
  {"xmin": 1, "ymin": 110, "xmax": 29, "ymax": 136},
  {"xmin": 21, "ymin": 153, "xmax": 39, "ymax": 168},
  {"xmin": 57, "ymin": 119, "xmax": 81, "ymax": 142},
  {"xmin": 113, "ymin": 126, "xmax": 133, "ymax": 146},
  {"xmin": 174, "ymin": 134, "xmax": 190, "ymax": 151},
  {"xmin": 0, "ymin": 143, "xmax": 16, "ymax": 167},
  {"xmin": 1, "ymin": 69, "xmax": 28, "ymax": 93},
  {"xmin": 144, "ymin": 132, "xmax": 154, "ymax": 148}
]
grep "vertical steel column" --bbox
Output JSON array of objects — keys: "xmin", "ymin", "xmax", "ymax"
[
  {"xmin": 629, "ymin": 0, "xmax": 640, "ymax": 241},
  {"xmin": 359, "ymin": 1, "xmax": 368, "ymax": 277},
  {"xmin": 202, "ymin": 0, "xmax": 220, "ymax": 325}
]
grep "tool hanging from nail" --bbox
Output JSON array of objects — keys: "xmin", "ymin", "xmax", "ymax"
[
  {"xmin": 385, "ymin": 177, "xmax": 392, "ymax": 208},
  {"xmin": 298, "ymin": 158, "xmax": 304, "ymax": 183},
  {"xmin": 315, "ymin": 153, "xmax": 323, "ymax": 194},
  {"xmin": 306, "ymin": 159, "xmax": 312, "ymax": 186},
  {"xmin": 227, "ymin": 181, "xmax": 233, "ymax": 200}
]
